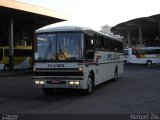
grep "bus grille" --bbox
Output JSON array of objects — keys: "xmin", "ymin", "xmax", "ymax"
[
  {"xmin": 34, "ymin": 71, "xmax": 83, "ymax": 76},
  {"xmin": 46, "ymin": 81, "xmax": 66, "ymax": 84}
]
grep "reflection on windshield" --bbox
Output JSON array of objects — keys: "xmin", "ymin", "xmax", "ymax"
[
  {"xmin": 36, "ymin": 32, "xmax": 82, "ymax": 61},
  {"xmin": 37, "ymin": 34, "xmax": 56, "ymax": 60}
]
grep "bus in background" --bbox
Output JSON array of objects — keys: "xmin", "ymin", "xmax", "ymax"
[
  {"xmin": 0, "ymin": 46, "xmax": 32, "ymax": 71},
  {"xmin": 123, "ymin": 47, "xmax": 160, "ymax": 65},
  {"xmin": 33, "ymin": 25, "xmax": 124, "ymax": 94},
  {"xmin": 123, "ymin": 48, "xmax": 130, "ymax": 64}
]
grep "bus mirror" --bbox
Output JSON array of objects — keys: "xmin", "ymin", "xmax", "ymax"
[{"xmin": 91, "ymin": 39, "xmax": 94, "ymax": 44}]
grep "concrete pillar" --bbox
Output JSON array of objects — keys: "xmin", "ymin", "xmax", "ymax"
[
  {"xmin": 123, "ymin": 32, "xmax": 126, "ymax": 48},
  {"xmin": 127, "ymin": 29, "xmax": 131, "ymax": 48},
  {"xmin": 21, "ymin": 28, "xmax": 25, "ymax": 45},
  {"xmin": 32, "ymin": 23, "xmax": 36, "ymax": 69},
  {"xmin": 9, "ymin": 16, "xmax": 14, "ymax": 71},
  {"xmin": 138, "ymin": 26, "xmax": 143, "ymax": 47}
]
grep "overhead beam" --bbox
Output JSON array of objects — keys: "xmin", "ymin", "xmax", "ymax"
[
  {"xmin": 127, "ymin": 29, "xmax": 131, "ymax": 48},
  {"xmin": 0, "ymin": 0, "xmax": 68, "ymax": 20}
]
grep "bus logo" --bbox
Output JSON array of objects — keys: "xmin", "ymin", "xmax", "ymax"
[{"xmin": 48, "ymin": 64, "xmax": 65, "ymax": 68}]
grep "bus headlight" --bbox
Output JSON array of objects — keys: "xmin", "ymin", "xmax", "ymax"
[
  {"xmin": 74, "ymin": 81, "xmax": 80, "ymax": 85},
  {"xmin": 79, "ymin": 67, "xmax": 83, "ymax": 71},
  {"xmin": 39, "ymin": 81, "xmax": 45, "ymax": 85},
  {"xmin": 35, "ymin": 80, "xmax": 45, "ymax": 85},
  {"xmin": 35, "ymin": 80, "xmax": 40, "ymax": 85},
  {"xmin": 68, "ymin": 81, "xmax": 80, "ymax": 85},
  {"xmin": 69, "ymin": 81, "xmax": 74, "ymax": 85}
]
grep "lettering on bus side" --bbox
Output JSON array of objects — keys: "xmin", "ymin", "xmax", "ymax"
[{"xmin": 48, "ymin": 64, "xmax": 65, "ymax": 68}]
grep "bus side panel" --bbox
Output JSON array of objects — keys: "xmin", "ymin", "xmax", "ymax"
[
  {"xmin": 0, "ymin": 64, "xmax": 5, "ymax": 70},
  {"xmin": 130, "ymin": 55, "xmax": 147, "ymax": 64},
  {"xmin": 14, "ymin": 57, "xmax": 31, "ymax": 69},
  {"xmin": 94, "ymin": 63, "xmax": 112, "ymax": 85},
  {"xmin": 118, "ymin": 62, "xmax": 124, "ymax": 76}
]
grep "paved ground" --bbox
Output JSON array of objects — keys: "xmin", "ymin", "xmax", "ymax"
[{"xmin": 0, "ymin": 65, "xmax": 160, "ymax": 119}]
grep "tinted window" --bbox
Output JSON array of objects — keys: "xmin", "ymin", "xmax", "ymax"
[
  {"xmin": 4, "ymin": 49, "xmax": 9, "ymax": 57},
  {"xmin": 123, "ymin": 50, "xmax": 128, "ymax": 55},
  {"xmin": 4, "ymin": 49, "xmax": 32, "ymax": 57},
  {"xmin": 132, "ymin": 49, "xmax": 137, "ymax": 55},
  {"xmin": 14, "ymin": 49, "xmax": 32, "ymax": 57},
  {"xmin": 85, "ymin": 34, "xmax": 94, "ymax": 50},
  {"xmin": 85, "ymin": 51, "xmax": 95, "ymax": 60},
  {"xmin": 145, "ymin": 49, "xmax": 160, "ymax": 54}
]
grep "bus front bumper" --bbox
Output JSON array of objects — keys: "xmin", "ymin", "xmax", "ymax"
[{"xmin": 33, "ymin": 77, "xmax": 87, "ymax": 89}]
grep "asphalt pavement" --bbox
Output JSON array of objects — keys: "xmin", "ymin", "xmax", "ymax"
[{"xmin": 0, "ymin": 65, "xmax": 160, "ymax": 120}]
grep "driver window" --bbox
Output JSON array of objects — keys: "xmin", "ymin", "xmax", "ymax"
[{"xmin": 84, "ymin": 34, "xmax": 94, "ymax": 51}]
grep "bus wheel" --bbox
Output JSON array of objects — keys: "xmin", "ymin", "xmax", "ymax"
[
  {"xmin": 84, "ymin": 75, "xmax": 93, "ymax": 95},
  {"xmin": 42, "ymin": 88, "xmax": 53, "ymax": 95},
  {"xmin": 4, "ymin": 65, "xmax": 9, "ymax": 71},
  {"xmin": 147, "ymin": 60, "xmax": 152, "ymax": 65},
  {"xmin": 113, "ymin": 68, "xmax": 118, "ymax": 81}
]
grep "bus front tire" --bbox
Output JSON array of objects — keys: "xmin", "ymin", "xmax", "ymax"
[{"xmin": 84, "ymin": 75, "xmax": 93, "ymax": 95}]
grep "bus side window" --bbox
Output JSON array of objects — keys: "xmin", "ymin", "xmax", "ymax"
[
  {"xmin": 84, "ymin": 34, "xmax": 94, "ymax": 50},
  {"xmin": 85, "ymin": 51, "xmax": 95, "ymax": 61},
  {"xmin": 104, "ymin": 37, "xmax": 108, "ymax": 50},
  {"xmin": 101, "ymin": 36, "xmax": 105, "ymax": 50},
  {"xmin": 132, "ymin": 49, "xmax": 137, "ymax": 55},
  {"xmin": 95, "ymin": 35, "xmax": 103, "ymax": 50},
  {"xmin": 95, "ymin": 35, "xmax": 99, "ymax": 49},
  {"xmin": 110, "ymin": 40, "xmax": 114, "ymax": 51},
  {"xmin": 155, "ymin": 49, "xmax": 160, "ymax": 54},
  {"xmin": 123, "ymin": 50, "xmax": 128, "ymax": 55},
  {"xmin": 14, "ymin": 49, "xmax": 32, "ymax": 57}
]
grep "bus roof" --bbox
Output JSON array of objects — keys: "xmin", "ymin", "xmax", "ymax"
[
  {"xmin": 36, "ymin": 21, "xmax": 93, "ymax": 33},
  {"xmin": 36, "ymin": 22, "xmax": 122, "ymax": 42},
  {"xmin": 36, "ymin": 25, "xmax": 92, "ymax": 33}
]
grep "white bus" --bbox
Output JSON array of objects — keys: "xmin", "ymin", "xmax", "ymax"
[
  {"xmin": 123, "ymin": 48, "xmax": 130, "ymax": 64},
  {"xmin": 0, "ymin": 46, "xmax": 32, "ymax": 71},
  {"xmin": 123, "ymin": 47, "xmax": 160, "ymax": 65},
  {"xmin": 33, "ymin": 25, "xmax": 124, "ymax": 94}
]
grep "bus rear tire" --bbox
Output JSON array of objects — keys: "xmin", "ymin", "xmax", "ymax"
[
  {"xmin": 147, "ymin": 60, "xmax": 152, "ymax": 65},
  {"xmin": 42, "ymin": 88, "xmax": 53, "ymax": 95},
  {"xmin": 84, "ymin": 75, "xmax": 93, "ymax": 95}
]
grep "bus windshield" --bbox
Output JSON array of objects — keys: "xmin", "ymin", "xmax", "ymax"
[
  {"xmin": 123, "ymin": 49, "xmax": 128, "ymax": 55},
  {"xmin": 36, "ymin": 32, "xmax": 82, "ymax": 61}
]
